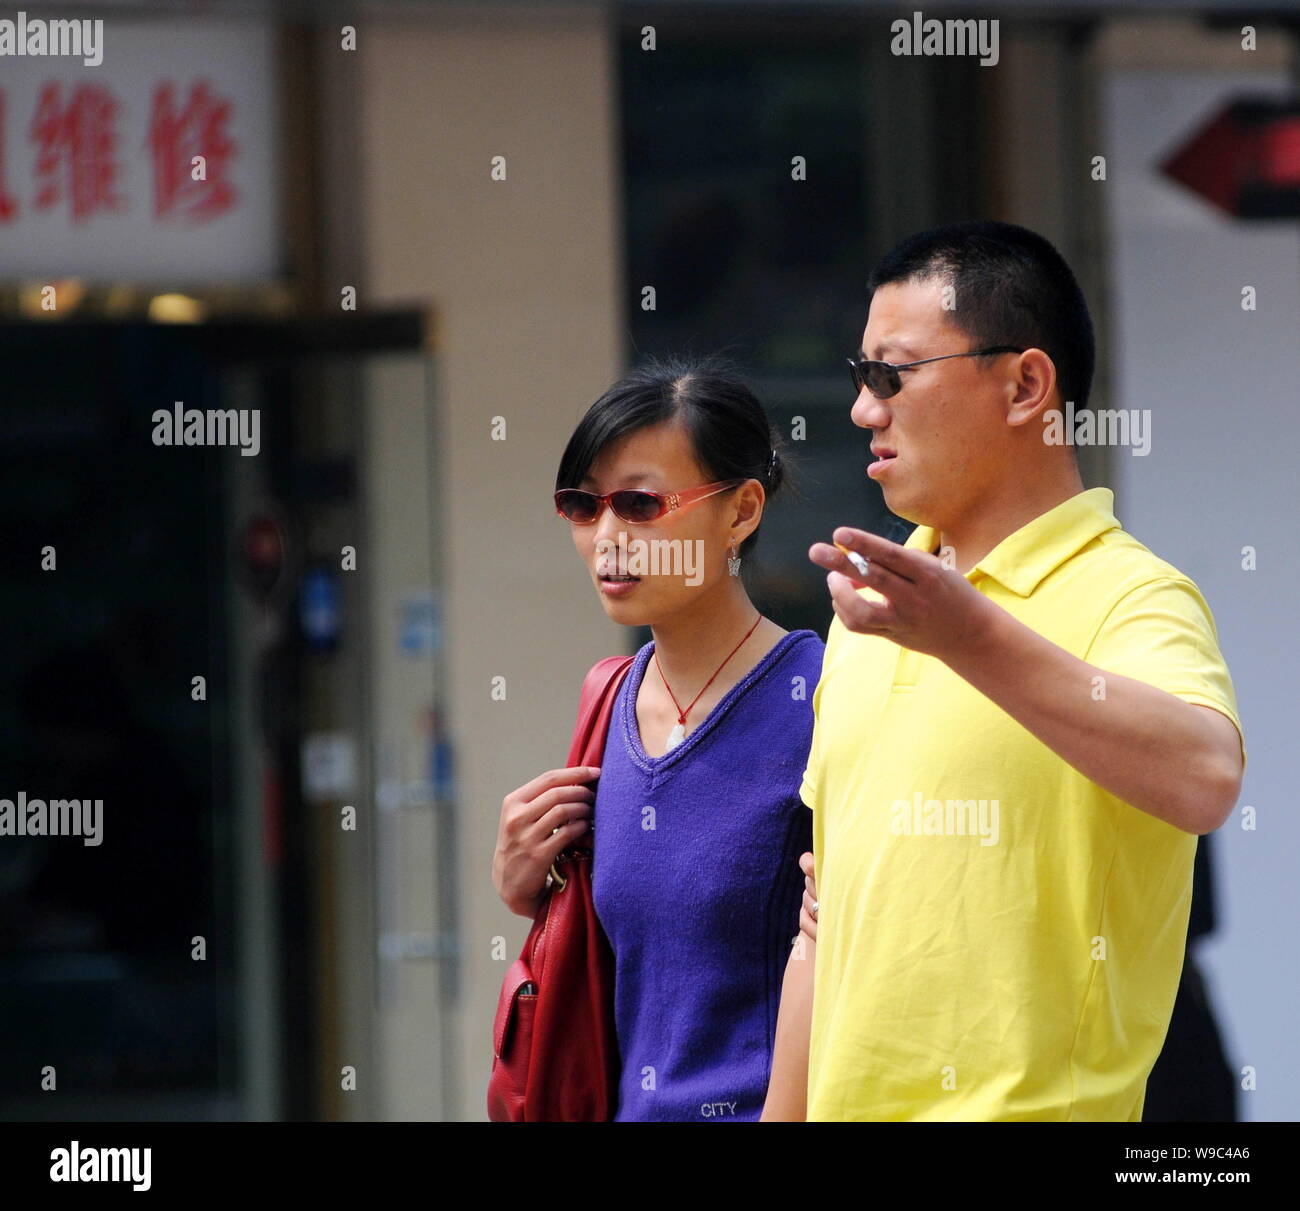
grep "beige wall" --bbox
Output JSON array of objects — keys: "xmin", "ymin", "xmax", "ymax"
[{"xmin": 357, "ymin": 3, "xmax": 624, "ymax": 1119}]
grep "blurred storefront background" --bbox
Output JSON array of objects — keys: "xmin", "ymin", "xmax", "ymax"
[{"xmin": 1, "ymin": 0, "xmax": 1295, "ymax": 1121}]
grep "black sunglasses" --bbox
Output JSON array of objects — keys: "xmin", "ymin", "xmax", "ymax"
[{"xmin": 847, "ymin": 346, "xmax": 1025, "ymax": 399}]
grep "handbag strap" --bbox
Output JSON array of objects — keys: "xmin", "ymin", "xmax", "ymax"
[{"xmin": 566, "ymin": 655, "xmax": 636, "ymax": 767}]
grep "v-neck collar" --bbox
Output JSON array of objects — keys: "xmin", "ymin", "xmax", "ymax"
[{"xmin": 620, "ymin": 629, "xmax": 818, "ymax": 773}]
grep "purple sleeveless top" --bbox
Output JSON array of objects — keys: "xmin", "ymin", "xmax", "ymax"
[{"xmin": 591, "ymin": 629, "xmax": 824, "ymax": 1121}]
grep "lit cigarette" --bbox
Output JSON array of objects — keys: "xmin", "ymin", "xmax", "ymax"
[{"xmin": 834, "ymin": 542, "xmax": 870, "ymax": 578}]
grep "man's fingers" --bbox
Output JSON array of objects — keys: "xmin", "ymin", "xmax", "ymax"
[
  {"xmin": 831, "ymin": 526, "xmax": 920, "ymax": 583},
  {"xmin": 827, "ymin": 571, "xmax": 894, "ymax": 632},
  {"xmin": 810, "ymin": 538, "xmax": 914, "ymax": 599},
  {"xmin": 809, "ymin": 541, "xmax": 869, "ymax": 584}
]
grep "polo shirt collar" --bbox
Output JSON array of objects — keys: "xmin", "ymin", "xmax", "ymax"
[{"xmin": 902, "ymin": 487, "xmax": 1121, "ymax": 598}]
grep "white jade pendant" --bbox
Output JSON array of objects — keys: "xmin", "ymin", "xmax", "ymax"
[{"xmin": 665, "ymin": 723, "xmax": 687, "ymax": 750}]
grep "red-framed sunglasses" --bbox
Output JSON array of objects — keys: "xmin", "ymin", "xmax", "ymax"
[{"xmin": 554, "ymin": 479, "xmax": 745, "ymax": 525}]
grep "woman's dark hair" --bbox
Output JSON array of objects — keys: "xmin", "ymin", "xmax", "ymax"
[{"xmin": 556, "ymin": 355, "xmax": 790, "ymax": 557}]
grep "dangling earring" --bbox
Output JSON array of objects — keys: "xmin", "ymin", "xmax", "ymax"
[{"xmin": 727, "ymin": 539, "xmax": 742, "ymax": 577}]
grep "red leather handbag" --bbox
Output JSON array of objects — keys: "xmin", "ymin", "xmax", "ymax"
[{"xmin": 487, "ymin": 654, "xmax": 635, "ymax": 1122}]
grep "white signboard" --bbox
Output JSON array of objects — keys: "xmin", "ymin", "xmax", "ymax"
[{"xmin": 0, "ymin": 18, "xmax": 279, "ymax": 283}]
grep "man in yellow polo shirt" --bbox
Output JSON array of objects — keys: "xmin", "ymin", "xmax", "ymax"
[{"xmin": 763, "ymin": 221, "xmax": 1245, "ymax": 1122}]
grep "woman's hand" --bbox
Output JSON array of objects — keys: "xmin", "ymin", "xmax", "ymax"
[
  {"xmin": 492, "ymin": 766, "xmax": 601, "ymax": 917},
  {"xmin": 798, "ymin": 851, "xmax": 818, "ymax": 942}
]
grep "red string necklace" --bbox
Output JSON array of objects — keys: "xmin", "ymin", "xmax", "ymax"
[{"xmin": 654, "ymin": 612, "xmax": 763, "ymax": 751}]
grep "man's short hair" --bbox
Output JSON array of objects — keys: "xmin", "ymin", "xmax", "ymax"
[{"xmin": 867, "ymin": 220, "xmax": 1095, "ymax": 411}]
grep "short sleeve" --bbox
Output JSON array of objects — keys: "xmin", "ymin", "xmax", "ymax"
[
  {"xmin": 799, "ymin": 632, "xmax": 833, "ymax": 811},
  {"xmin": 1085, "ymin": 575, "xmax": 1245, "ymax": 767}
]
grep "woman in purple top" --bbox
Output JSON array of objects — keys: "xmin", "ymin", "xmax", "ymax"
[{"xmin": 492, "ymin": 356, "xmax": 824, "ymax": 1121}]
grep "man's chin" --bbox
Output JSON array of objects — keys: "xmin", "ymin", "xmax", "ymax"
[
  {"xmin": 879, "ymin": 484, "xmax": 915, "ymax": 519},
  {"xmin": 880, "ymin": 486, "xmax": 934, "ymax": 531}
]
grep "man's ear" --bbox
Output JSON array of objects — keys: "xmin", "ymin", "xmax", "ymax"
[{"xmin": 1005, "ymin": 347, "xmax": 1057, "ymax": 428}]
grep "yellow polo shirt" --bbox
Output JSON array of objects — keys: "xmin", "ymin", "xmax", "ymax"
[{"xmin": 801, "ymin": 487, "xmax": 1244, "ymax": 1121}]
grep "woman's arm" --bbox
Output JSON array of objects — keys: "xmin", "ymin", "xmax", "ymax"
[{"xmin": 762, "ymin": 933, "xmax": 815, "ymax": 1121}]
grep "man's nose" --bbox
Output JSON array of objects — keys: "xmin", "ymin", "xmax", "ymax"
[{"xmin": 851, "ymin": 388, "xmax": 890, "ymax": 430}]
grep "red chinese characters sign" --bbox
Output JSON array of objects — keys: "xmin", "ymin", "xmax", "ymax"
[
  {"xmin": 2, "ymin": 78, "xmax": 238, "ymax": 225},
  {"xmin": 0, "ymin": 21, "xmax": 275, "ymax": 283},
  {"xmin": 148, "ymin": 80, "xmax": 238, "ymax": 223}
]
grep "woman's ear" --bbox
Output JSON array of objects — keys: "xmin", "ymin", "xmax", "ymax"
[{"xmin": 729, "ymin": 479, "xmax": 765, "ymax": 547}]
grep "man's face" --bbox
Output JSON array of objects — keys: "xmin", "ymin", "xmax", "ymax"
[{"xmin": 852, "ymin": 277, "xmax": 1010, "ymax": 530}]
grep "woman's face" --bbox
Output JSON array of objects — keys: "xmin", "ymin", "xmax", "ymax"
[{"xmin": 568, "ymin": 420, "xmax": 758, "ymax": 627}]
